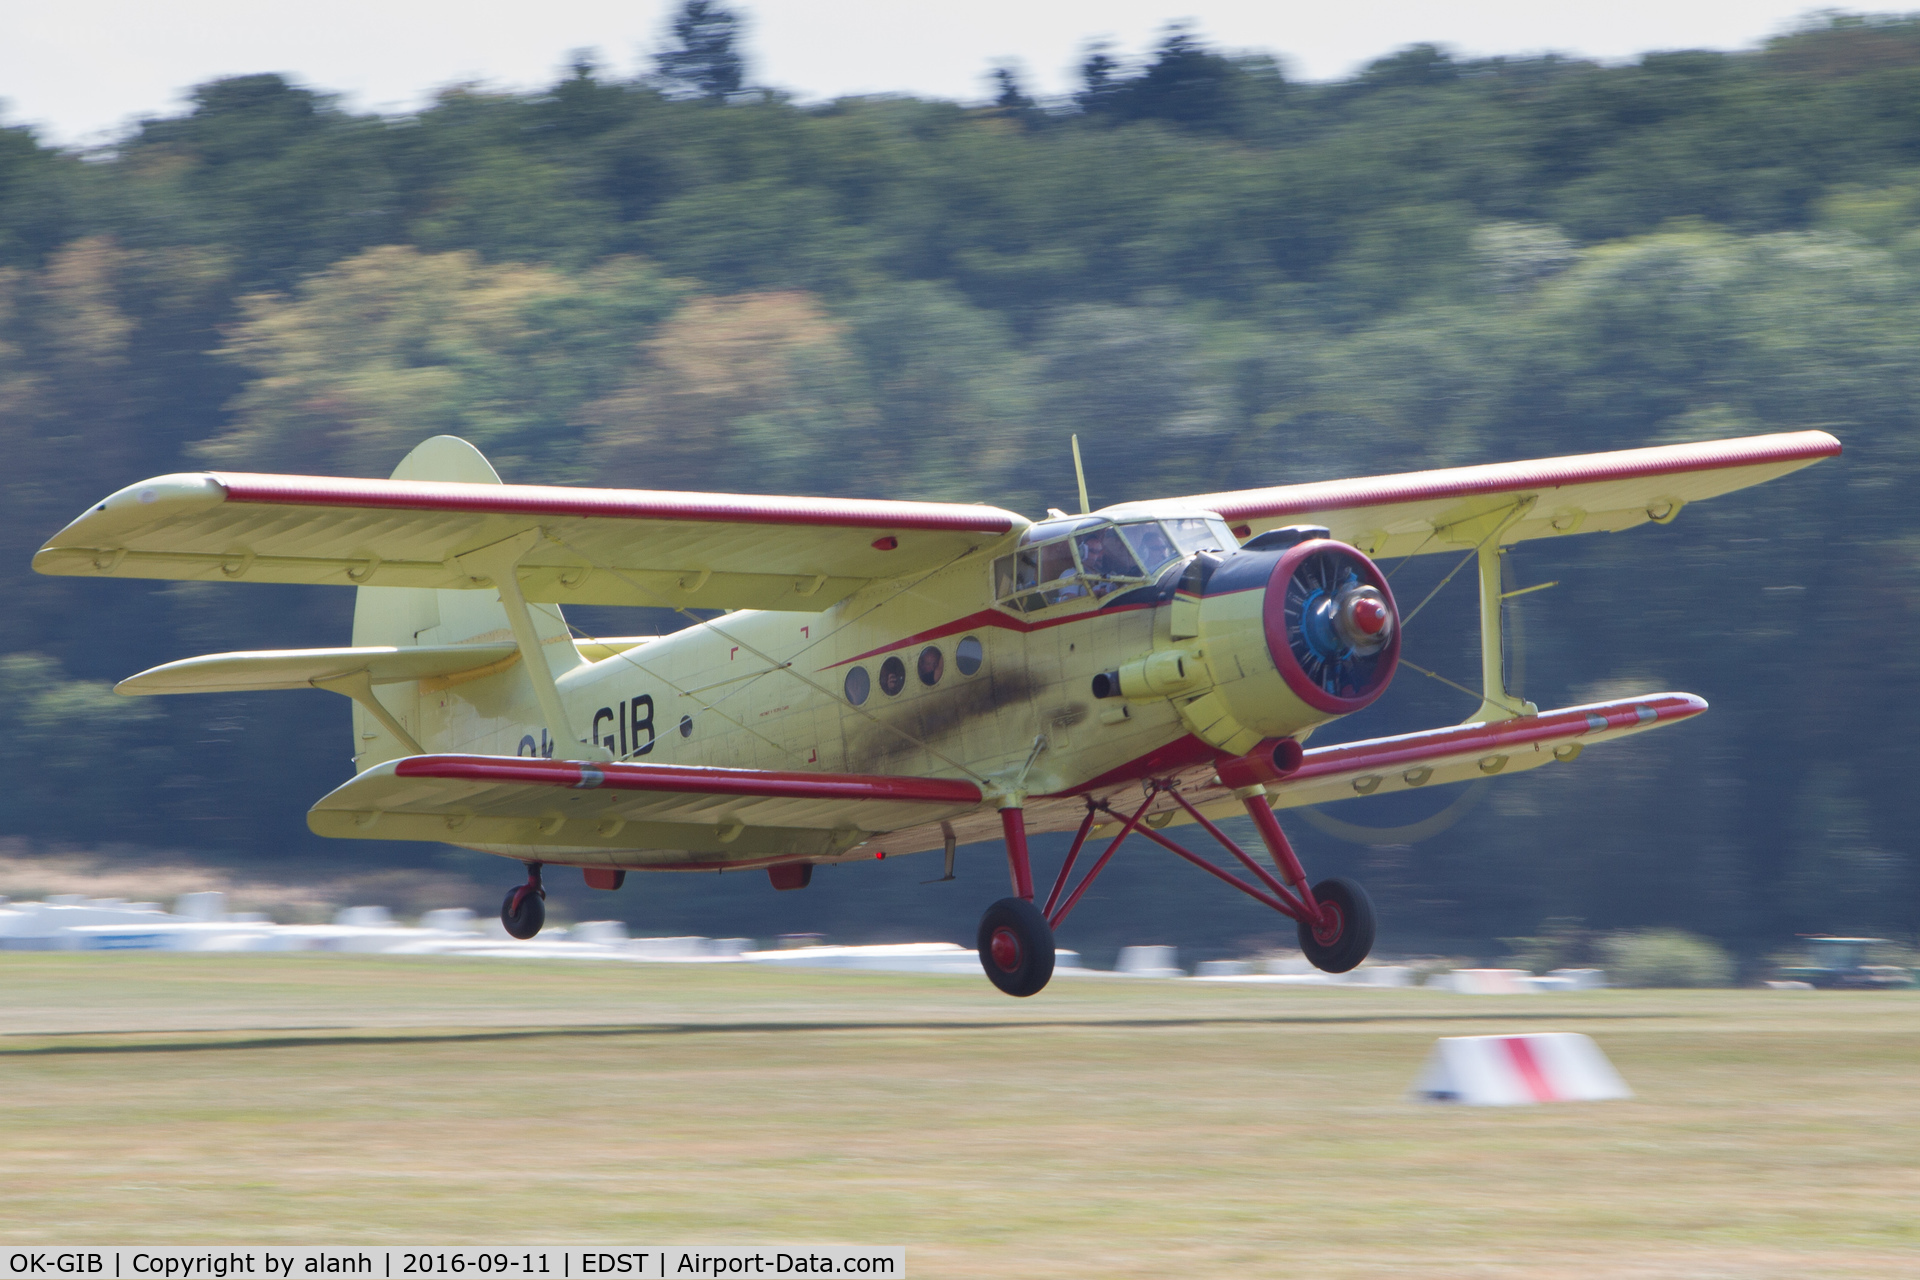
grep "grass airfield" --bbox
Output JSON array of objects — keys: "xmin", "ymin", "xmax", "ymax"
[{"xmin": 1, "ymin": 954, "xmax": 1915, "ymax": 1278}]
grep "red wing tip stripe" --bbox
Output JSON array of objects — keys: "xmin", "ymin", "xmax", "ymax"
[
  {"xmin": 1192, "ymin": 432, "xmax": 1842, "ymax": 522},
  {"xmin": 210, "ymin": 473, "xmax": 1017, "ymax": 535},
  {"xmin": 393, "ymin": 754, "xmax": 982, "ymax": 804}
]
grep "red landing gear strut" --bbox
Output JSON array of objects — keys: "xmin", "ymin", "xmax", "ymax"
[
  {"xmin": 501, "ymin": 862, "xmax": 546, "ymax": 940},
  {"xmin": 975, "ymin": 785, "xmax": 1376, "ymax": 997},
  {"xmin": 976, "ymin": 808, "xmax": 1054, "ymax": 998}
]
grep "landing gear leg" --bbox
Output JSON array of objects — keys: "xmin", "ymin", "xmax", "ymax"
[
  {"xmin": 978, "ymin": 806, "xmax": 1055, "ymax": 997},
  {"xmin": 1243, "ymin": 796, "xmax": 1375, "ymax": 973},
  {"xmin": 501, "ymin": 862, "xmax": 546, "ymax": 940}
]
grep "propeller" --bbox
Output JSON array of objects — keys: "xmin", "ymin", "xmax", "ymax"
[{"xmin": 1283, "ymin": 547, "xmax": 1398, "ymax": 701}]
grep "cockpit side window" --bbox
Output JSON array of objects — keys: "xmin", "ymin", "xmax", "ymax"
[
  {"xmin": 1038, "ymin": 539, "xmax": 1076, "ymax": 584},
  {"xmin": 1034, "ymin": 540, "xmax": 1085, "ymax": 607},
  {"xmin": 994, "ymin": 514, "xmax": 1237, "ymax": 613},
  {"xmin": 1073, "ymin": 526, "xmax": 1143, "ymax": 597},
  {"xmin": 1015, "ymin": 547, "xmax": 1041, "ymax": 591},
  {"xmin": 1164, "ymin": 517, "xmax": 1226, "ymax": 555},
  {"xmin": 993, "ymin": 536, "xmax": 1087, "ymax": 612},
  {"xmin": 1117, "ymin": 521, "xmax": 1179, "ymax": 575}
]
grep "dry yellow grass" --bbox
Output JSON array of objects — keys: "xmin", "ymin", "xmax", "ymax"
[{"xmin": 1, "ymin": 953, "xmax": 1916, "ymax": 1278}]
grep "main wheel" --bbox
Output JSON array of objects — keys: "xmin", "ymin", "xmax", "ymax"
[
  {"xmin": 977, "ymin": 897, "xmax": 1056, "ymax": 997},
  {"xmin": 501, "ymin": 885, "xmax": 546, "ymax": 940},
  {"xmin": 1297, "ymin": 876, "xmax": 1375, "ymax": 973}
]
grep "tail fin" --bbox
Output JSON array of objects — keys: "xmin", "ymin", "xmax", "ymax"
[{"xmin": 350, "ymin": 436, "xmax": 578, "ymax": 765}]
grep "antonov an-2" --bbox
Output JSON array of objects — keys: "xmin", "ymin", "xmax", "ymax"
[{"xmin": 34, "ymin": 431, "xmax": 1838, "ymax": 994}]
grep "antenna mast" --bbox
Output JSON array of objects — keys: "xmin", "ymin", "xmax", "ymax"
[{"xmin": 1071, "ymin": 435, "xmax": 1090, "ymax": 515}]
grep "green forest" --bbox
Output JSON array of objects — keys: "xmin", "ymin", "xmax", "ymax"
[{"xmin": 3, "ymin": 9, "xmax": 1917, "ymax": 963}]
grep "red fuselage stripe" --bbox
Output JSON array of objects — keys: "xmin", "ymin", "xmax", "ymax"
[
  {"xmin": 393, "ymin": 755, "xmax": 982, "ymax": 803},
  {"xmin": 212, "ymin": 473, "xmax": 1017, "ymax": 534},
  {"xmin": 1194, "ymin": 431, "xmax": 1842, "ymax": 523}
]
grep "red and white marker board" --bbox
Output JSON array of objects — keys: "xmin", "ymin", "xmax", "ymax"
[{"xmin": 1411, "ymin": 1032, "xmax": 1633, "ymax": 1106}]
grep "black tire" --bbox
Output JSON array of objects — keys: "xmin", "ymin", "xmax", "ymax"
[
  {"xmin": 977, "ymin": 897, "xmax": 1056, "ymax": 997},
  {"xmin": 1297, "ymin": 877, "xmax": 1375, "ymax": 973},
  {"xmin": 501, "ymin": 885, "xmax": 546, "ymax": 940}
]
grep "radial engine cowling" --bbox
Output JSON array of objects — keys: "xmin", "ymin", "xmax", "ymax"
[{"xmin": 1111, "ymin": 538, "xmax": 1401, "ymax": 755}]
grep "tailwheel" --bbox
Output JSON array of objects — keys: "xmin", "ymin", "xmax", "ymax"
[
  {"xmin": 1297, "ymin": 877, "xmax": 1375, "ymax": 973},
  {"xmin": 977, "ymin": 897, "xmax": 1055, "ymax": 998},
  {"xmin": 501, "ymin": 863, "xmax": 546, "ymax": 940}
]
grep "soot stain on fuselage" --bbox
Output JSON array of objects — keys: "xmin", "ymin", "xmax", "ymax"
[
  {"xmin": 844, "ymin": 661, "xmax": 1045, "ymax": 774},
  {"xmin": 838, "ymin": 568, "xmax": 1192, "ymax": 775}
]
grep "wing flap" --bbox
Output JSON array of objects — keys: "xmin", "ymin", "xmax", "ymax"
[
  {"xmin": 1161, "ymin": 432, "xmax": 1839, "ymax": 557},
  {"xmin": 307, "ymin": 755, "xmax": 985, "ymax": 861},
  {"xmin": 35, "ymin": 472, "xmax": 1024, "ymax": 612},
  {"xmin": 115, "ymin": 644, "xmax": 522, "ymax": 695}
]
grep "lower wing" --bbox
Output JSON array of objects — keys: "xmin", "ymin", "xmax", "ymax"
[
  {"xmin": 308, "ymin": 757, "xmax": 982, "ymax": 868},
  {"xmin": 305, "ymin": 693, "xmax": 1702, "ymax": 866}
]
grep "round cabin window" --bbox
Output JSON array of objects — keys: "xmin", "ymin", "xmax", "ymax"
[
  {"xmin": 844, "ymin": 666, "xmax": 871, "ymax": 705},
  {"xmin": 918, "ymin": 645, "xmax": 944, "ymax": 686},
  {"xmin": 955, "ymin": 635, "xmax": 984, "ymax": 676},
  {"xmin": 879, "ymin": 656, "xmax": 907, "ymax": 696},
  {"xmin": 679, "ymin": 714, "xmax": 693, "ymax": 738}
]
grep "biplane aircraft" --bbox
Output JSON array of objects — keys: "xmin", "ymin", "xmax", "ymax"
[{"xmin": 34, "ymin": 431, "xmax": 1839, "ymax": 995}]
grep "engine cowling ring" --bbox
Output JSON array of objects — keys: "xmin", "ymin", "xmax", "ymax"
[{"xmin": 1262, "ymin": 540, "xmax": 1401, "ymax": 715}]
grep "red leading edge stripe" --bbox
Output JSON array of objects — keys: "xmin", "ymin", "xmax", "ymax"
[
  {"xmin": 211, "ymin": 473, "xmax": 1018, "ymax": 535},
  {"xmin": 1284, "ymin": 693, "xmax": 1707, "ymax": 783},
  {"xmin": 393, "ymin": 754, "xmax": 983, "ymax": 804},
  {"xmin": 1188, "ymin": 431, "xmax": 1842, "ymax": 524}
]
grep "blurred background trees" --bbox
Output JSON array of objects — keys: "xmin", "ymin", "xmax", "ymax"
[{"xmin": 4, "ymin": 6, "xmax": 1919, "ymax": 958}]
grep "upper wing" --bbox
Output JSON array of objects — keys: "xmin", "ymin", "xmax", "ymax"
[
  {"xmin": 1151, "ymin": 431, "xmax": 1840, "ymax": 557},
  {"xmin": 33, "ymin": 472, "xmax": 1025, "ymax": 613},
  {"xmin": 308, "ymin": 754, "xmax": 984, "ymax": 866}
]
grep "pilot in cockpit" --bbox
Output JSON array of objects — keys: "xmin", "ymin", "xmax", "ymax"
[{"xmin": 1074, "ymin": 526, "xmax": 1139, "ymax": 597}]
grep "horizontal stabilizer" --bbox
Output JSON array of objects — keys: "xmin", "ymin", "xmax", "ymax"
[
  {"xmin": 116, "ymin": 644, "xmax": 521, "ymax": 695},
  {"xmin": 1270, "ymin": 693, "xmax": 1708, "ymax": 809},
  {"xmin": 308, "ymin": 755, "xmax": 984, "ymax": 865}
]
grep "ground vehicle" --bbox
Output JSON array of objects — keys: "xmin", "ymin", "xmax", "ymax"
[{"xmin": 1777, "ymin": 937, "xmax": 1916, "ymax": 988}]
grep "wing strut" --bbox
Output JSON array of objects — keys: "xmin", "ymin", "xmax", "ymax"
[
  {"xmin": 457, "ymin": 532, "xmax": 611, "ymax": 763},
  {"xmin": 312, "ymin": 670, "xmax": 425, "ymax": 755},
  {"xmin": 1470, "ymin": 541, "xmax": 1538, "ymax": 724}
]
